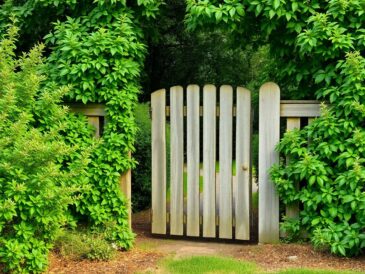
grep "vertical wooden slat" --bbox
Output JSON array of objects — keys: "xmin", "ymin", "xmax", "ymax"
[
  {"xmin": 203, "ymin": 85, "xmax": 217, "ymax": 238},
  {"xmin": 235, "ymin": 87, "xmax": 251, "ymax": 240},
  {"xmin": 219, "ymin": 85, "xmax": 233, "ymax": 239},
  {"xmin": 87, "ymin": 116, "xmax": 100, "ymax": 138},
  {"xmin": 285, "ymin": 118, "xmax": 301, "ymax": 219},
  {"xmin": 151, "ymin": 89, "xmax": 167, "ymax": 234},
  {"xmin": 170, "ymin": 86, "xmax": 184, "ymax": 235},
  {"xmin": 259, "ymin": 82, "xmax": 280, "ymax": 243},
  {"xmin": 187, "ymin": 85, "xmax": 200, "ymax": 237}
]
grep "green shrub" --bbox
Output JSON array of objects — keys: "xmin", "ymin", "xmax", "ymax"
[
  {"xmin": 271, "ymin": 54, "xmax": 365, "ymax": 256},
  {"xmin": 54, "ymin": 229, "xmax": 116, "ymax": 261},
  {"xmin": 0, "ymin": 25, "xmax": 89, "ymax": 273}
]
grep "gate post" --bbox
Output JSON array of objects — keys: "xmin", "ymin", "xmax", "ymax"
[{"xmin": 258, "ymin": 82, "xmax": 280, "ymax": 243}]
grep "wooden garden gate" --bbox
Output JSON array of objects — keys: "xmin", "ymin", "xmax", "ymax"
[{"xmin": 151, "ymin": 85, "xmax": 252, "ymax": 240}]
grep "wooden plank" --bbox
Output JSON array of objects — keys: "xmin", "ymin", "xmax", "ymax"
[
  {"xmin": 219, "ymin": 85, "xmax": 233, "ymax": 239},
  {"xmin": 280, "ymin": 103, "xmax": 320, "ymax": 117},
  {"xmin": 151, "ymin": 89, "xmax": 167, "ymax": 234},
  {"xmin": 170, "ymin": 86, "xmax": 184, "ymax": 235},
  {"xmin": 203, "ymin": 85, "xmax": 217, "ymax": 238},
  {"xmin": 186, "ymin": 85, "xmax": 200, "ymax": 237},
  {"xmin": 259, "ymin": 82, "xmax": 280, "ymax": 243},
  {"xmin": 69, "ymin": 103, "xmax": 106, "ymax": 116},
  {"xmin": 120, "ymin": 152, "xmax": 132, "ymax": 229},
  {"xmin": 285, "ymin": 118, "xmax": 301, "ymax": 219},
  {"xmin": 235, "ymin": 87, "xmax": 251, "ymax": 240},
  {"xmin": 280, "ymin": 100, "xmax": 320, "ymax": 104},
  {"xmin": 87, "ymin": 116, "xmax": 100, "ymax": 138}
]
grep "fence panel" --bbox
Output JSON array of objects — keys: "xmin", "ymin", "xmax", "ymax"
[
  {"xmin": 219, "ymin": 85, "xmax": 233, "ymax": 239},
  {"xmin": 187, "ymin": 85, "xmax": 200, "ymax": 237},
  {"xmin": 170, "ymin": 86, "xmax": 184, "ymax": 236},
  {"xmin": 235, "ymin": 87, "xmax": 251, "ymax": 240},
  {"xmin": 151, "ymin": 89, "xmax": 167, "ymax": 234},
  {"xmin": 203, "ymin": 85, "xmax": 217, "ymax": 238}
]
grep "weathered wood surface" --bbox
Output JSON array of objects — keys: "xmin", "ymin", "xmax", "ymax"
[
  {"xmin": 219, "ymin": 85, "xmax": 233, "ymax": 239},
  {"xmin": 87, "ymin": 116, "xmax": 100, "ymax": 138},
  {"xmin": 151, "ymin": 89, "xmax": 167, "ymax": 234},
  {"xmin": 203, "ymin": 85, "xmax": 217, "ymax": 238},
  {"xmin": 235, "ymin": 87, "xmax": 251, "ymax": 240},
  {"xmin": 170, "ymin": 86, "xmax": 184, "ymax": 235},
  {"xmin": 120, "ymin": 151, "xmax": 132, "ymax": 229},
  {"xmin": 187, "ymin": 85, "xmax": 200, "ymax": 237},
  {"xmin": 280, "ymin": 103, "xmax": 320, "ymax": 117},
  {"xmin": 285, "ymin": 118, "xmax": 301, "ymax": 219},
  {"xmin": 259, "ymin": 82, "xmax": 280, "ymax": 243},
  {"xmin": 69, "ymin": 103, "xmax": 106, "ymax": 116}
]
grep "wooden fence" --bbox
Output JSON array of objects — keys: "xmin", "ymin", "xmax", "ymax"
[
  {"xmin": 69, "ymin": 81, "xmax": 322, "ymax": 243},
  {"xmin": 258, "ymin": 83, "xmax": 320, "ymax": 243},
  {"xmin": 152, "ymin": 82, "xmax": 321, "ymax": 243}
]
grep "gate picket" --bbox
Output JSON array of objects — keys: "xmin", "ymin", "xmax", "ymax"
[
  {"xmin": 203, "ymin": 85, "xmax": 217, "ymax": 238},
  {"xmin": 187, "ymin": 85, "xmax": 200, "ymax": 237},
  {"xmin": 235, "ymin": 87, "xmax": 251, "ymax": 240},
  {"xmin": 170, "ymin": 86, "xmax": 184, "ymax": 235},
  {"xmin": 151, "ymin": 89, "xmax": 167, "ymax": 234},
  {"xmin": 219, "ymin": 85, "xmax": 233, "ymax": 239}
]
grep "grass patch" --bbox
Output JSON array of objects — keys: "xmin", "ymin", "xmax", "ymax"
[
  {"xmin": 160, "ymin": 256, "xmax": 363, "ymax": 274},
  {"xmin": 162, "ymin": 256, "xmax": 258, "ymax": 274},
  {"xmin": 277, "ymin": 269, "xmax": 361, "ymax": 274}
]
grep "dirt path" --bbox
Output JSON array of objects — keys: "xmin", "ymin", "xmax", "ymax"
[{"xmin": 48, "ymin": 210, "xmax": 365, "ymax": 273}]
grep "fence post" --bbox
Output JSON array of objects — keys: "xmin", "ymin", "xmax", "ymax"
[
  {"xmin": 258, "ymin": 82, "xmax": 280, "ymax": 243},
  {"xmin": 120, "ymin": 151, "xmax": 132, "ymax": 229}
]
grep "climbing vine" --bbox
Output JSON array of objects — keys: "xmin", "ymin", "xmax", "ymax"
[
  {"xmin": 0, "ymin": 1, "xmax": 163, "ymax": 272},
  {"xmin": 186, "ymin": 0, "xmax": 365, "ymax": 256}
]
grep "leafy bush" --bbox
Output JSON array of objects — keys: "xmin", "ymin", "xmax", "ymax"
[
  {"xmin": 54, "ymin": 229, "xmax": 116, "ymax": 261},
  {"xmin": 272, "ymin": 53, "xmax": 365, "ymax": 256},
  {"xmin": 1, "ymin": 0, "xmax": 163, "ymax": 251},
  {"xmin": 0, "ymin": 25, "xmax": 89, "ymax": 273}
]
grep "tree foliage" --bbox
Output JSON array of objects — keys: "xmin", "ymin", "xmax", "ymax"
[
  {"xmin": 186, "ymin": 0, "xmax": 365, "ymax": 256},
  {"xmin": 142, "ymin": 0, "xmax": 274, "ymax": 101}
]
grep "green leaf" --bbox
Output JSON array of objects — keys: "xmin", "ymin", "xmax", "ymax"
[
  {"xmin": 273, "ymin": 0, "xmax": 280, "ymax": 10},
  {"xmin": 329, "ymin": 207, "xmax": 337, "ymax": 218},
  {"xmin": 215, "ymin": 10, "xmax": 223, "ymax": 21}
]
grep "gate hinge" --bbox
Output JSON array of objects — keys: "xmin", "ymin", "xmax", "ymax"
[
  {"xmin": 167, "ymin": 212, "xmax": 170, "ymax": 223},
  {"xmin": 183, "ymin": 214, "xmax": 187, "ymax": 224},
  {"xmin": 216, "ymin": 215, "xmax": 219, "ymax": 225}
]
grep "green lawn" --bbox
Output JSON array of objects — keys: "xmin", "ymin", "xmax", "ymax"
[
  {"xmin": 162, "ymin": 256, "xmax": 257, "ymax": 274},
  {"xmin": 160, "ymin": 256, "xmax": 362, "ymax": 274}
]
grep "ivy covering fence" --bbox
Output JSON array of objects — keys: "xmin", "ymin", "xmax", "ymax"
[
  {"xmin": 186, "ymin": 0, "xmax": 365, "ymax": 256},
  {"xmin": 0, "ymin": 0, "xmax": 163, "ymax": 273}
]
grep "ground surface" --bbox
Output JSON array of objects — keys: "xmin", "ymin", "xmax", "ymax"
[{"xmin": 47, "ymin": 210, "xmax": 365, "ymax": 273}]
